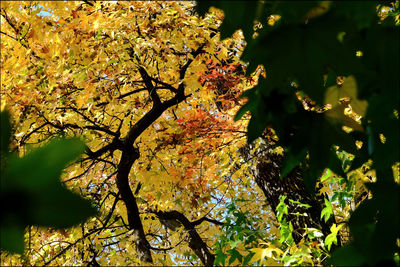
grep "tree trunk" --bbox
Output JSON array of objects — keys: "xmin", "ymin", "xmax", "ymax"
[
  {"xmin": 241, "ymin": 143, "xmax": 337, "ymax": 244},
  {"xmin": 155, "ymin": 210, "xmax": 215, "ymax": 266},
  {"xmin": 116, "ymin": 148, "xmax": 153, "ymax": 263}
]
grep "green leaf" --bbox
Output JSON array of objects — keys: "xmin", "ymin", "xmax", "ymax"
[
  {"xmin": 288, "ymin": 199, "xmax": 311, "ymax": 209},
  {"xmin": 280, "ymin": 147, "xmax": 306, "ymax": 178},
  {"xmin": 196, "ymin": 1, "xmax": 263, "ymax": 41},
  {"xmin": 244, "ymin": 13, "xmax": 362, "ymax": 104},
  {"xmin": 1, "ymin": 138, "xmax": 97, "ymax": 254},
  {"xmin": 324, "ymin": 223, "xmax": 343, "ymax": 250},
  {"xmin": 302, "ymin": 168, "xmax": 320, "ymax": 195},
  {"xmin": 228, "ymin": 248, "xmax": 243, "ymax": 265},
  {"xmin": 324, "ymin": 69, "xmax": 338, "ymax": 88},
  {"xmin": 336, "ymin": 174, "xmax": 400, "ymax": 265},
  {"xmin": 95, "ymin": 29, "xmax": 102, "ymax": 40},
  {"xmin": 229, "ymin": 239, "xmax": 240, "ymax": 249},
  {"xmin": 4, "ymin": 139, "xmax": 84, "ymax": 190},
  {"xmin": 214, "ymin": 252, "xmax": 227, "ymax": 266},
  {"xmin": 242, "ymin": 252, "xmax": 254, "ymax": 266},
  {"xmin": 325, "ymin": 76, "xmax": 368, "ymax": 117},
  {"xmin": 276, "ymin": 195, "xmax": 288, "ymax": 222},
  {"xmin": 331, "ymin": 2, "xmax": 378, "ymax": 30},
  {"xmin": 365, "ymin": 93, "xmax": 399, "ymax": 170},
  {"xmin": 324, "ymin": 76, "xmax": 368, "ymax": 132},
  {"xmin": 234, "ymin": 89, "xmax": 259, "ymax": 121},
  {"xmin": 247, "ymin": 114, "xmax": 265, "ymax": 144},
  {"xmin": 320, "ymin": 198, "xmax": 333, "ymax": 223},
  {"xmin": 279, "ymin": 219, "xmax": 294, "ymax": 245},
  {"xmin": 307, "ymin": 228, "xmax": 324, "ymax": 240},
  {"xmin": 0, "ymin": 222, "xmax": 25, "ymax": 254},
  {"xmin": 328, "ymin": 244, "xmax": 365, "ymax": 266}
]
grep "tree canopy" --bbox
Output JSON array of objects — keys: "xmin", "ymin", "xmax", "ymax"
[{"xmin": 1, "ymin": 1, "xmax": 399, "ymax": 266}]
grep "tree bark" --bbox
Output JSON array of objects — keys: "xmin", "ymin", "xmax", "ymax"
[
  {"xmin": 155, "ymin": 210, "xmax": 215, "ymax": 266},
  {"xmin": 241, "ymin": 144, "xmax": 337, "ymax": 244},
  {"xmin": 116, "ymin": 147, "xmax": 153, "ymax": 262}
]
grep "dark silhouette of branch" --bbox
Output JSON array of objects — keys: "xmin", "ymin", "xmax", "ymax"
[
  {"xmin": 153, "ymin": 210, "xmax": 215, "ymax": 266},
  {"xmin": 114, "ymin": 42, "xmax": 208, "ymax": 263}
]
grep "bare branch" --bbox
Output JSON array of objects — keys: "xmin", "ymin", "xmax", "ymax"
[
  {"xmin": 138, "ymin": 67, "xmax": 161, "ymax": 106},
  {"xmin": 0, "ymin": 30, "xmax": 17, "ymax": 41}
]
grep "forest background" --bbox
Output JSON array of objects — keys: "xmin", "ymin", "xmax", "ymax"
[{"xmin": 0, "ymin": 1, "xmax": 399, "ymax": 266}]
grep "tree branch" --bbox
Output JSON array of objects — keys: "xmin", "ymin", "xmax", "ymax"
[
  {"xmin": 115, "ymin": 147, "xmax": 153, "ymax": 262},
  {"xmin": 154, "ymin": 210, "xmax": 215, "ymax": 266},
  {"xmin": 192, "ymin": 216, "xmax": 224, "ymax": 227},
  {"xmin": 138, "ymin": 66, "xmax": 161, "ymax": 106},
  {"xmin": 114, "ymin": 41, "xmax": 208, "ymax": 263},
  {"xmin": 150, "ymin": 77, "xmax": 178, "ymax": 93},
  {"xmin": 84, "ymin": 137, "xmax": 123, "ymax": 160},
  {"xmin": 117, "ymin": 88, "xmax": 147, "ymax": 99},
  {"xmin": 0, "ymin": 30, "xmax": 17, "ymax": 41}
]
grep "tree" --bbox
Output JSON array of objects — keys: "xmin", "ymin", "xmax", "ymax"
[
  {"xmin": 197, "ymin": 0, "xmax": 400, "ymax": 265},
  {"xmin": 1, "ymin": 1, "xmax": 398, "ymax": 266},
  {"xmin": 1, "ymin": 1, "xmax": 253, "ymax": 265}
]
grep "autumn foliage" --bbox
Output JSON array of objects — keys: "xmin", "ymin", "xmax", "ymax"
[
  {"xmin": 1, "ymin": 1, "xmax": 399, "ymax": 266},
  {"xmin": 1, "ymin": 1, "xmax": 252, "ymax": 265}
]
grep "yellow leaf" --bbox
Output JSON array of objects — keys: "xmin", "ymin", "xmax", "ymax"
[
  {"xmin": 265, "ymin": 246, "xmax": 284, "ymax": 258},
  {"xmin": 324, "ymin": 76, "xmax": 368, "ymax": 117},
  {"xmin": 319, "ymin": 185, "xmax": 331, "ymax": 195},
  {"xmin": 330, "ymin": 223, "xmax": 344, "ymax": 234},
  {"xmin": 324, "ymin": 76, "xmax": 367, "ymax": 132},
  {"xmin": 250, "ymin": 244, "xmax": 283, "ymax": 263},
  {"xmin": 250, "ymin": 247, "xmax": 268, "ymax": 263}
]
